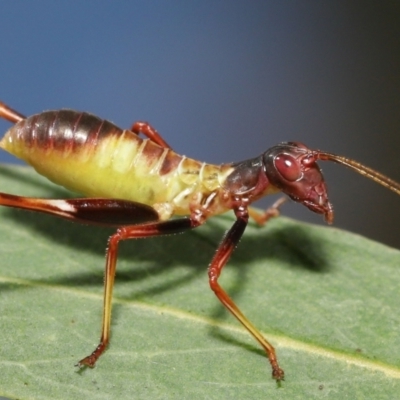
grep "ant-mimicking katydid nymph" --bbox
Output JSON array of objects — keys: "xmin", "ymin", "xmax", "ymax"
[{"xmin": 0, "ymin": 100, "xmax": 399, "ymax": 381}]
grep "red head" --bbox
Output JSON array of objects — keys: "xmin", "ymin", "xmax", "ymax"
[{"xmin": 262, "ymin": 142, "xmax": 334, "ymax": 223}]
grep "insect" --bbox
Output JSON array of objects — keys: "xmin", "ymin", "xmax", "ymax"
[{"xmin": 0, "ymin": 101, "xmax": 399, "ymax": 381}]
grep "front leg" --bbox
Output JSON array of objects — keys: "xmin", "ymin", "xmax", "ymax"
[
  {"xmin": 208, "ymin": 205, "xmax": 284, "ymax": 381},
  {"xmin": 248, "ymin": 197, "xmax": 287, "ymax": 226}
]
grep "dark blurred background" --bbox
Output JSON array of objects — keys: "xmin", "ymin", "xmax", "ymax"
[{"xmin": 0, "ymin": 1, "xmax": 399, "ymax": 247}]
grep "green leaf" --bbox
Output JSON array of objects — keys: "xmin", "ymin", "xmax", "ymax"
[{"xmin": 0, "ymin": 164, "xmax": 399, "ymax": 399}]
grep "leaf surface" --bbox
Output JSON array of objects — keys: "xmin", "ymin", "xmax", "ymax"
[{"xmin": 0, "ymin": 165, "xmax": 399, "ymax": 399}]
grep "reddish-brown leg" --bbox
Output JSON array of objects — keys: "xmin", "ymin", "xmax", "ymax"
[
  {"xmin": 248, "ymin": 197, "xmax": 287, "ymax": 226},
  {"xmin": 208, "ymin": 206, "xmax": 284, "ymax": 381},
  {"xmin": 130, "ymin": 121, "xmax": 172, "ymax": 149},
  {"xmin": 0, "ymin": 193, "xmax": 161, "ymax": 226},
  {"xmin": 78, "ymin": 217, "xmax": 201, "ymax": 367},
  {"xmin": 0, "ymin": 101, "xmax": 26, "ymax": 123},
  {"xmin": 0, "ymin": 190, "xmax": 284, "ymax": 377},
  {"xmin": 0, "ymin": 191, "xmax": 200, "ymax": 368}
]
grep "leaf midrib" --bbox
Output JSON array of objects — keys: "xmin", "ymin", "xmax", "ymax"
[{"xmin": 1, "ymin": 273, "xmax": 399, "ymax": 381}]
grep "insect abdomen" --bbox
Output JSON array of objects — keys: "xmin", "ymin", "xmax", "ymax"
[
  {"xmin": 0, "ymin": 111, "xmax": 174, "ymax": 203},
  {"xmin": 0, "ymin": 110, "xmax": 234, "ymax": 218},
  {"xmin": 1, "ymin": 110, "xmax": 130, "ymax": 160}
]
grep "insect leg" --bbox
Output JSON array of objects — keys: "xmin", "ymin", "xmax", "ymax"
[
  {"xmin": 0, "ymin": 193, "xmax": 160, "ymax": 226},
  {"xmin": 248, "ymin": 197, "xmax": 287, "ymax": 226},
  {"xmin": 208, "ymin": 207, "xmax": 284, "ymax": 380},
  {"xmin": 0, "ymin": 101, "xmax": 26, "ymax": 123},
  {"xmin": 77, "ymin": 217, "xmax": 202, "ymax": 368},
  {"xmin": 130, "ymin": 121, "xmax": 172, "ymax": 149},
  {"xmin": 0, "ymin": 191, "xmax": 201, "ymax": 368}
]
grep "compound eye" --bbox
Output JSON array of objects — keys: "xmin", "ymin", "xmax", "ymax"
[{"xmin": 274, "ymin": 153, "xmax": 302, "ymax": 182}]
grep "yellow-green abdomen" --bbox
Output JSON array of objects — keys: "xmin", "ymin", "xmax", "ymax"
[
  {"xmin": 0, "ymin": 110, "xmax": 230, "ymax": 219},
  {"xmin": 0, "ymin": 111, "xmax": 178, "ymax": 203}
]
